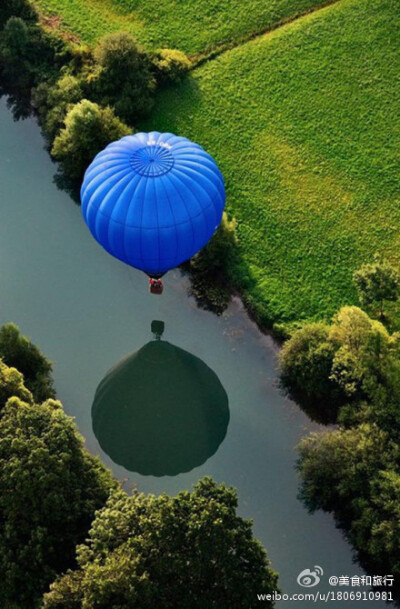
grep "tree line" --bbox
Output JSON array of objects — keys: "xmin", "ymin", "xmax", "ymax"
[{"xmin": 279, "ymin": 257, "xmax": 400, "ymax": 581}]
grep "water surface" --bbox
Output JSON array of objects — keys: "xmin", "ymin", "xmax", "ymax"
[{"xmin": 0, "ymin": 99, "xmax": 386, "ymax": 607}]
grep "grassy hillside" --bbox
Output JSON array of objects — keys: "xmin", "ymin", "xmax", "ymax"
[
  {"xmin": 143, "ymin": 0, "xmax": 400, "ymax": 327},
  {"xmin": 33, "ymin": 0, "xmax": 329, "ymax": 54}
]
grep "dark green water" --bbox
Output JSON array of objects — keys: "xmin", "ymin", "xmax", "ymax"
[{"xmin": 0, "ymin": 99, "xmax": 387, "ymax": 607}]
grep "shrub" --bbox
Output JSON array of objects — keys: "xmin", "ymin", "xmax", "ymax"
[
  {"xmin": 298, "ymin": 424, "xmax": 400, "ymax": 573},
  {"xmin": 0, "ymin": 15, "xmax": 68, "ymax": 118},
  {"xmin": 191, "ymin": 211, "xmax": 238, "ymax": 275}
]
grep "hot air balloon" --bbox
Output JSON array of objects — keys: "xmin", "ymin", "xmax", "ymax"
[{"xmin": 81, "ymin": 132, "xmax": 225, "ymax": 294}]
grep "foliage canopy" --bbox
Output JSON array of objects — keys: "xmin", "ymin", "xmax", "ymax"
[
  {"xmin": 0, "ymin": 397, "xmax": 115, "ymax": 608},
  {"xmin": 0, "ymin": 322, "xmax": 55, "ymax": 402},
  {"xmin": 44, "ymin": 477, "xmax": 278, "ymax": 609}
]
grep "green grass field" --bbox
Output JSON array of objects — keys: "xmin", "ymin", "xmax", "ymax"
[
  {"xmin": 142, "ymin": 0, "xmax": 400, "ymax": 327},
  {"xmin": 33, "ymin": 0, "xmax": 328, "ymax": 54}
]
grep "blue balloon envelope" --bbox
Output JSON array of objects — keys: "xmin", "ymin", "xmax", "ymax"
[{"xmin": 81, "ymin": 132, "xmax": 225, "ymax": 276}]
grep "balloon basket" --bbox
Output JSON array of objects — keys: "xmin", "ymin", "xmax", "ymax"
[{"xmin": 149, "ymin": 278, "xmax": 164, "ymax": 295}]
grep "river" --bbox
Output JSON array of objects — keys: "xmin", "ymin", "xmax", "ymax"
[{"xmin": 0, "ymin": 98, "xmax": 387, "ymax": 607}]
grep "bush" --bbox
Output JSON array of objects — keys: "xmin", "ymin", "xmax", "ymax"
[
  {"xmin": 0, "ymin": 397, "xmax": 115, "ymax": 608},
  {"xmin": 0, "ymin": 323, "xmax": 55, "ymax": 402},
  {"xmin": 43, "ymin": 477, "xmax": 279, "ymax": 609},
  {"xmin": 153, "ymin": 48, "xmax": 192, "ymax": 84},
  {"xmin": 191, "ymin": 212, "xmax": 238, "ymax": 275},
  {"xmin": 296, "ymin": 305, "xmax": 400, "ymax": 578},
  {"xmin": 91, "ymin": 31, "xmax": 155, "ymax": 123},
  {"xmin": 51, "ymin": 99, "xmax": 130, "ymax": 194}
]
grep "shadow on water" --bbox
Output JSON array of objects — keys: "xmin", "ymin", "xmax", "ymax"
[{"xmin": 92, "ymin": 321, "xmax": 230, "ymax": 477}]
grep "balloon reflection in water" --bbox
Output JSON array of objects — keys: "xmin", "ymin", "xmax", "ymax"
[{"xmin": 92, "ymin": 322, "xmax": 229, "ymax": 476}]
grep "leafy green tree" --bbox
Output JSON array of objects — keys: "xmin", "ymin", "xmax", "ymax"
[
  {"xmin": 0, "ymin": 397, "xmax": 115, "ymax": 608},
  {"xmin": 328, "ymin": 306, "xmax": 391, "ymax": 400},
  {"xmin": 279, "ymin": 322, "xmax": 343, "ymax": 423},
  {"xmin": 153, "ymin": 48, "xmax": 192, "ymax": 84},
  {"xmin": 0, "ymin": 16, "xmax": 31, "ymax": 83},
  {"xmin": 0, "ymin": 322, "xmax": 55, "ymax": 402},
  {"xmin": 0, "ymin": 15, "xmax": 68, "ymax": 118},
  {"xmin": 279, "ymin": 307, "xmax": 397, "ymax": 423},
  {"xmin": 0, "ymin": 358, "xmax": 32, "ymax": 410},
  {"xmin": 51, "ymin": 99, "xmax": 130, "ymax": 191},
  {"xmin": 91, "ymin": 31, "xmax": 155, "ymax": 123},
  {"xmin": 298, "ymin": 423, "xmax": 398, "ymax": 514},
  {"xmin": 352, "ymin": 470, "xmax": 400, "ymax": 573},
  {"xmin": 43, "ymin": 477, "xmax": 279, "ymax": 609},
  {"xmin": 353, "ymin": 257, "xmax": 400, "ymax": 319},
  {"xmin": 0, "ymin": 0, "xmax": 37, "ymax": 28},
  {"xmin": 298, "ymin": 424, "xmax": 400, "ymax": 574},
  {"xmin": 33, "ymin": 72, "xmax": 84, "ymax": 142}
]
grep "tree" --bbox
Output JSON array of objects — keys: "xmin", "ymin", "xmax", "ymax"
[
  {"xmin": 353, "ymin": 257, "xmax": 400, "ymax": 319},
  {"xmin": 0, "ymin": 358, "xmax": 32, "ymax": 410},
  {"xmin": 0, "ymin": 16, "xmax": 31, "ymax": 83},
  {"xmin": 298, "ymin": 423, "xmax": 398, "ymax": 514},
  {"xmin": 33, "ymin": 72, "xmax": 84, "ymax": 142},
  {"xmin": 0, "ymin": 397, "xmax": 115, "ymax": 608},
  {"xmin": 43, "ymin": 477, "xmax": 279, "ymax": 609},
  {"xmin": 0, "ymin": 0, "xmax": 37, "ymax": 28},
  {"xmin": 153, "ymin": 48, "xmax": 192, "ymax": 84},
  {"xmin": 279, "ymin": 322, "xmax": 343, "ymax": 423},
  {"xmin": 91, "ymin": 31, "xmax": 155, "ymax": 123},
  {"xmin": 51, "ymin": 99, "xmax": 130, "ymax": 190},
  {"xmin": 279, "ymin": 307, "xmax": 396, "ymax": 423},
  {"xmin": 0, "ymin": 322, "xmax": 55, "ymax": 402},
  {"xmin": 0, "ymin": 14, "xmax": 67, "ymax": 119},
  {"xmin": 329, "ymin": 306, "xmax": 391, "ymax": 400},
  {"xmin": 298, "ymin": 424, "xmax": 400, "ymax": 574},
  {"xmin": 353, "ymin": 470, "xmax": 400, "ymax": 573}
]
